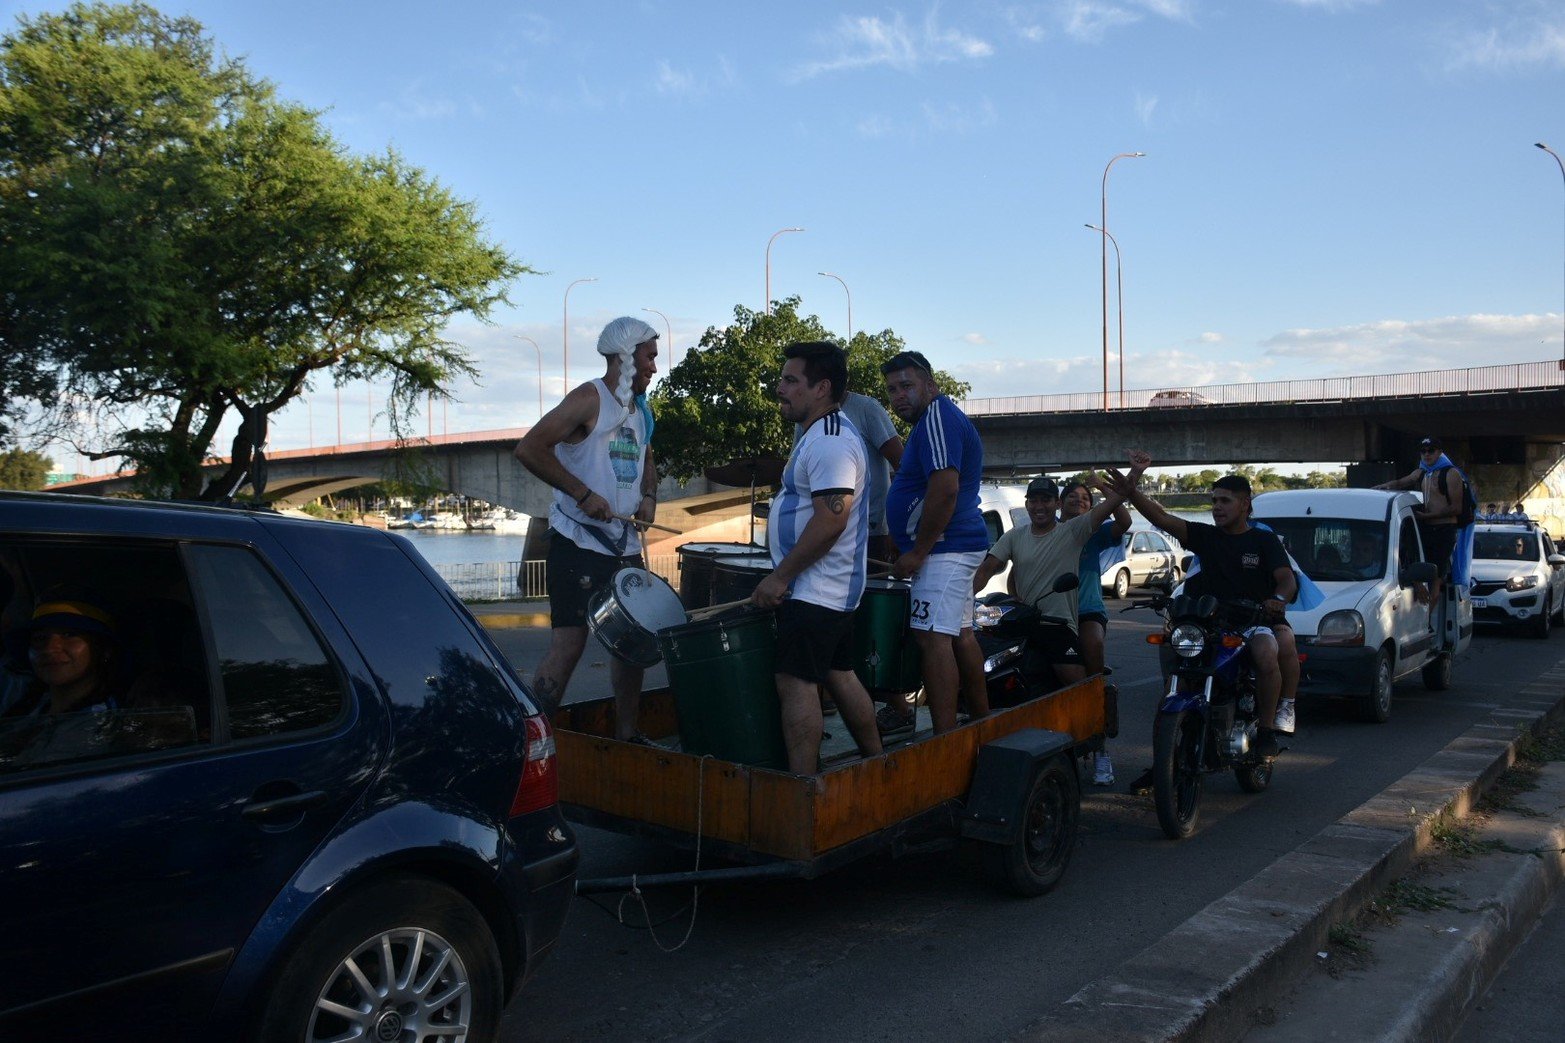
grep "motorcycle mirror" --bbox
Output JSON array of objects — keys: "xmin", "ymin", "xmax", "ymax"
[{"xmin": 1195, "ymin": 594, "xmax": 1219, "ymax": 618}]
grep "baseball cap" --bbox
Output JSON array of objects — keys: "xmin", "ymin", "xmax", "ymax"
[
  {"xmin": 1419, "ymin": 436, "xmax": 1441, "ymax": 451},
  {"xmin": 1026, "ymin": 477, "xmax": 1061, "ymax": 499},
  {"xmin": 1211, "ymin": 475, "xmax": 1252, "ymax": 498},
  {"xmin": 25, "ymin": 597, "xmax": 116, "ymax": 638}
]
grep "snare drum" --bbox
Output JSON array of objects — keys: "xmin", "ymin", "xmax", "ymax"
[
  {"xmin": 675, "ymin": 541, "xmax": 759, "ymax": 608},
  {"xmin": 659, "ymin": 608, "xmax": 788, "ymax": 768},
  {"xmin": 586, "ymin": 568, "xmax": 688, "ymax": 667},
  {"xmin": 710, "ymin": 550, "xmax": 773, "ymax": 605},
  {"xmin": 853, "ymin": 578, "xmax": 922, "ymax": 693}
]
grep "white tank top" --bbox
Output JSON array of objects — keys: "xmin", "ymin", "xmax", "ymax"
[{"xmin": 549, "ymin": 380, "xmax": 648, "ymax": 556}]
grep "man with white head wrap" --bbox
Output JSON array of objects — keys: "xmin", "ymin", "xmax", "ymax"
[{"xmin": 514, "ymin": 316, "xmax": 660, "ymax": 739}]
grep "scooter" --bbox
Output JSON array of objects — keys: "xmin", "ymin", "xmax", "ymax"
[
  {"xmin": 973, "ymin": 575, "xmax": 1116, "ymax": 724},
  {"xmin": 1142, "ymin": 593, "xmax": 1275, "ymax": 840}
]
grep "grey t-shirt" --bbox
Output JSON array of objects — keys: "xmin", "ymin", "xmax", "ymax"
[
  {"xmin": 795, "ymin": 391, "xmax": 897, "ymax": 535},
  {"xmin": 986, "ymin": 513, "xmax": 1098, "ymax": 626}
]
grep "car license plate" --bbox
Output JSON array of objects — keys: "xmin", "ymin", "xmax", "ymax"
[{"xmin": 1472, "ymin": 596, "xmax": 1486, "ymax": 608}]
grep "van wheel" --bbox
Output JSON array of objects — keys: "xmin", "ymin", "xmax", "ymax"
[
  {"xmin": 1113, "ymin": 569, "xmax": 1131, "ymax": 600},
  {"xmin": 1531, "ymin": 597, "xmax": 1552, "ymax": 639},
  {"xmin": 1421, "ymin": 652, "xmax": 1452, "ymax": 691},
  {"xmin": 1359, "ymin": 648, "xmax": 1393, "ymax": 723}
]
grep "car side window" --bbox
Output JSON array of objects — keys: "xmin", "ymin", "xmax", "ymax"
[
  {"xmin": 983, "ymin": 510, "xmax": 1004, "ymax": 545},
  {"xmin": 1147, "ymin": 534, "xmax": 1169, "ymax": 553},
  {"xmin": 185, "ymin": 545, "xmax": 344, "ymax": 741},
  {"xmin": 1008, "ymin": 507, "xmax": 1029, "ymax": 530},
  {"xmin": 1132, "ymin": 533, "xmax": 1150, "ymax": 553},
  {"xmin": 1398, "ymin": 516, "xmax": 1421, "ymax": 568}
]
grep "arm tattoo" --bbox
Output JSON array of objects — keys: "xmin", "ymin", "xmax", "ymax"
[{"xmin": 826, "ymin": 493, "xmax": 846, "ymax": 515}]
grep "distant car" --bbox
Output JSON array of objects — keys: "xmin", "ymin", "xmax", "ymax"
[
  {"xmin": 0, "ymin": 492, "xmax": 576, "ymax": 1041},
  {"xmin": 1469, "ymin": 521, "xmax": 1565, "ymax": 637},
  {"xmin": 1147, "ymin": 389, "xmax": 1211, "ymax": 407},
  {"xmin": 1101, "ymin": 526, "xmax": 1183, "ymax": 599}
]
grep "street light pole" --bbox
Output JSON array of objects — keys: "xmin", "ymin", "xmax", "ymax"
[
  {"xmin": 1100, "ymin": 152, "xmax": 1144, "ymax": 411},
  {"xmin": 819, "ymin": 271, "xmax": 852, "ymax": 345},
  {"xmin": 515, "ymin": 335, "xmax": 544, "ymax": 421},
  {"xmin": 765, "ymin": 227, "xmax": 804, "ymax": 315},
  {"xmin": 1537, "ymin": 143, "xmax": 1565, "ymax": 371},
  {"xmin": 1085, "ymin": 224, "xmax": 1125, "ymax": 409},
  {"xmin": 563, "ymin": 277, "xmax": 597, "ymax": 389},
  {"xmin": 642, "ymin": 307, "xmax": 674, "ymax": 369}
]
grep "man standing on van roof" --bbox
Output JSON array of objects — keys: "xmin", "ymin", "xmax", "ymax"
[
  {"xmin": 1105, "ymin": 452, "xmax": 1297, "ymax": 762},
  {"xmin": 882, "ymin": 350, "xmax": 989, "ymax": 736},
  {"xmin": 1375, "ymin": 436, "xmax": 1464, "ymax": 607}
]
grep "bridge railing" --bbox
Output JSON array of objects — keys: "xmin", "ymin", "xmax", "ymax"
[{"xmin": 958, "ymin": 360, "xmax": 1561, "ymax": 416}]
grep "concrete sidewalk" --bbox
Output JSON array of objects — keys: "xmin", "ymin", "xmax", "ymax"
[
  {"xmin": 1014, "ymin": 662, "xmax": 1565, "ymax": 1043},
  {"xmin": 468, "ymin": 597, "xmax": 551, "ymax": 630}
]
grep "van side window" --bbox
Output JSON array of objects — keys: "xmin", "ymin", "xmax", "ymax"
[
  {"xmin": 983, "ymin": 510, "xmax": 1004, "ymax": 545},
  {"xmin": 185, "ymin": 546, "xmax": 343, "ymax": 741},
  {"xmin": 1398, "ymin": 517, "xmax": 1421, "ymax": 569}
]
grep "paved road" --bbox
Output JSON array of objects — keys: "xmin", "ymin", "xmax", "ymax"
[{"xmin": 484, "ymin": 609, "xmax": 1565, "ymax": 1042}]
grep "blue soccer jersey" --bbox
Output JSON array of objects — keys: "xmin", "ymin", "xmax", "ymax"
[{"xmin": 885, "ymin": 395, "xmax": 987, "ymax": 554}]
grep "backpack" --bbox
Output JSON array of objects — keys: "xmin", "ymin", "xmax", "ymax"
[{"xmin": 1435, "ymin": 465, "xmax": 1478, "ymax": 527}]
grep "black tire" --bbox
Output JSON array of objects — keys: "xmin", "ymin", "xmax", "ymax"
[
  {"xmin": 1531, "ymin": 597, "xmax": 1552, "ymax": 639},
  {"xmin": 1235, "ymin": 755, "xmax": 1272, "ymax": 793},
  {"xmin": 256, "ymin": 875, "xmax": 504, "ymax": 1043},
  {"xmin": 983, "ymin": 756, "xmax": 1079, "ymax": 897},
  {"xmin": 1113, "ymin": 569, "xmax": 1132, "ymax": 600},
  {"xmin": 1421, "ymin": 651, "xmax": 1453, "ymax": 691},
  {"xmin": 1359, "ymin": 647, "xmax": 1393, "ymax": 723},
  {"xmin": 1152, "ymin": 710, "xmax": 1203, "ymax": 839}
]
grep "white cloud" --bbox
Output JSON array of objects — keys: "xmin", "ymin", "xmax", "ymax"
[
  {"xmin": 1134, "ymin": 91, "xmax": 1158, "ymax": 126},
  {"xmin": 1271, "ymin": 0, "xmax": 1381, "ymax": 10},
  {"xmin": 1196, "ymin": 331, "xmax": 1224, "ymax": 344},
  {"xmin": 1003, "ymin": 5, "xmax": 1050, "ymax": 42},
  {"xmin": 1260, "ymin": 313, "xmax": 1561, "ymax": 373},
  {"xmin": 653, "ymin": 56, "xmax": 738, "ymax": 98},
  {"xmin": 1057, "ymin": 0, "xmax": 1192, "ymax": 43},
  {"xmin": 923, "ymin": 98, "xmax": 998, "ymax": 133},
  {"xmin": 963, "ymin": 332, "xmax": 990, "ymax": 345},
  {"xmin": 655, "ymin": 61, "xmax": 698, "ymax": 96},
  {"xmin": 792, "ymin": 9, "xmax": 994, "ymax": 80},
  {"xmin": 1444, "ymin": 14, "xmax": 1565, "ymax": 72}
]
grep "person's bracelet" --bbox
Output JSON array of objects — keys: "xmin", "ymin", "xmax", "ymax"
[{"xmin": 574, "ymin": 488, "xmax": 592, "ymax": 505}]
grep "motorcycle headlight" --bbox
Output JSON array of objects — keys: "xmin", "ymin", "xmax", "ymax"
[
  {"xmin": 1316, "ymin": 609, "xmax": 1365, "ymax": 646},
  {"xmin": 973, "ymin": 601, "xmax": 1004, "ymax": 629},
  {"xmin": 1170, "ymin": 623, "xmax": 1206, "ymax": 658},
  {"xmin": 1506, "ymin": 574, "xmax": 1540, "ymax": 591}
]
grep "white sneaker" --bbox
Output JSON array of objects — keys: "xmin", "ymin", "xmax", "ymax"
[
  {"xmin": 1275, "ymin": 699, "xmax": 1297, "ymax": 735},
  {"xmin": 1093, "ymin": 753, "xmax": 1115, "ymax": 786}
]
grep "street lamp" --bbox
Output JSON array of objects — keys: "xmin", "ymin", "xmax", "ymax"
[
  {"xmin": 1099, "ymin": 152, "xmax": 1144, "ymax": 411},
  {"xmin": 765, "ymin": 227, "xmax": 804, "ymax": 315},
  {"xmin": 563, "ymin": 277, "xmax": 597, "ymax": 388},
  {"xmin": 642, "ymin": 307, "xmax": 673, "ymax": 370},
  {"xmin": 1537, "ymin": 143, "xmax": 1565, "ymax": 371},
  {"xmin": 819, "ymin": 271, "xmax": 852, "ymax": 345},
  {"xmin": 1085, "ymin": 224, "xmax": 1125, "ymax": 409},
  {"xmin": 515, "ymin": 335, "xmax": 544, "ymax": 421}
]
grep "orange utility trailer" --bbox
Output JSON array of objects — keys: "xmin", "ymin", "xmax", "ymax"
[{"xmin": 555, "ymin": 675, "xmax": 1106, "ymax": 897}]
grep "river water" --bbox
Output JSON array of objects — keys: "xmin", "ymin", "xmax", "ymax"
[{"xmin": 397, "ymin": 529, "xmax": 530, "ymax": 567}]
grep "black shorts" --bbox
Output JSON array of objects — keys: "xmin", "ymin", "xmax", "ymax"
[
  {"xmin": 1078, "ymin": 611, "xmax": 1109, "ymax": 630},
  {"xmin": 774, "ymin": 599, "xmax": 856, "ymax": 683},
  {"xmin": 1419, "ymin": 523, "xmax": 1458, "ymax": 578},
  {"xmin": 546, "ymin": 531, "xmax": 641, "ymax": 629},
  {"xmin": 1025, "ymin": 622, "xmax": 1084, "ymax": 668}
]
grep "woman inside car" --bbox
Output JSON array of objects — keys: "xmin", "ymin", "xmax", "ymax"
[{"xmin": 2, "ymin": 590, "xmax": 124, "ymax": 718}]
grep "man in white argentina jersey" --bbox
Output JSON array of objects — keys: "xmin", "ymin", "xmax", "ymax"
[
  {"xmin": 751, "ymin": 342, "xmax": 884, "ymax": 774},
  {"xmin": 513, "ymin": 316, "xmax": 660, "ymax": 740}
]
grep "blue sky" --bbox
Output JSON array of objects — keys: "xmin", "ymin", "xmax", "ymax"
[{"xmin": 9, "ymin": 0, "xmax": 1565, "ymax": 464}]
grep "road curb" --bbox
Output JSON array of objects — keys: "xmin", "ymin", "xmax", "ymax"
[
  {"xmin": 1012, "ymin": 663, "xmax": 1565, "ymax": 1043},
  {"xmin": 476, "ymin": 611, "xmax": 551, "ymax": 629}
]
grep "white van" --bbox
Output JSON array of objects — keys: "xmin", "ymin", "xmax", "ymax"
[
  {"xmin": 976, "ymin": 483, "xmax": 1028, "ymax": 597},
  {"xmin": 1252, "ymin": 488, "xmax": 1473, "ymax": 723}
]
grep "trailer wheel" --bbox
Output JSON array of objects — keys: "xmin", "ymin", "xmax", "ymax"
[{"xmin": 983, "ymin": 755, "xmax": 1079, "ymax": 897}]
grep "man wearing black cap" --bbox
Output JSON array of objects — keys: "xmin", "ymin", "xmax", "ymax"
[
  {"xmin": 1105, "ymin": 451, "xmax": 1297, "ymax": 761},
  {"xmin": 1375, "ymin": 437, "xmax": 1465, "ymax": 608},
  {"xmin": 971, "ymin": 466, "xmax": 1142, "ymax": 784}
]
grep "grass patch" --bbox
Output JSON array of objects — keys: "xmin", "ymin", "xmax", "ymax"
[
  {"xmin": 1430, "ymin": 813, "xmax": 1505, "ymax": 859},
  {"xmin": 1481, "ymin": 763, "xmax": 1543, "ymax": 816},
  {"xmin": 1322, "ymin": 921, "xmax": 1374, "ymax": 977},
  {"xmin": 1515, "ymin": 725, "xmax": 1565, "ymax": 765}
]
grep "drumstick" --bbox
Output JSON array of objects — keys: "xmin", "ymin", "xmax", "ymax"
[
  {"xmin": 611, "ymin": 512, "xmax": 683, "ymax": 535},
  {"xmin": 868, "ymin": 557, "xmax": 896, "ymax": 568},
  {"xmin": 686, "ymin": 596, "xmax": 756, "ymax": 620}
]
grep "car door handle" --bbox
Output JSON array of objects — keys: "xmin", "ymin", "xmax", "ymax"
[{"xmin": 242, "ymin": 789, "xmax": 329, "ymax": 822}]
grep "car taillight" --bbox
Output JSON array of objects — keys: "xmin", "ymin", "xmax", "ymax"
[{"xmin": 509, "ymin": 714, "xmax": 559, "ymax": 817}]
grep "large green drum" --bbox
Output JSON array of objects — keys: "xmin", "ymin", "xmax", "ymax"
[
  {"xmin": 675, "ymin": 541, "xmax": 757, "ymax": 608},
  {"xmin": 658, "ymin": 608, "xmax": 788, "ymax": 769},
  {"xmin": 853, "ymin": 579, "xmax": 922, "ymax": 694}
]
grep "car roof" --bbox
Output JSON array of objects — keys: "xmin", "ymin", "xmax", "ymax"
[{"xmin": 1253, "ymin": 488, "xmax": 1410, "ymax": 521}]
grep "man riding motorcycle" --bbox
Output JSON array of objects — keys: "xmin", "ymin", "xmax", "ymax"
[{"xmin": 1104, "ymin": 452, "xmax": 1297, "ymax": 762}]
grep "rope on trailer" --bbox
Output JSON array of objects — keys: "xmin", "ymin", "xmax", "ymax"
[{"xmin": 613, "ymin": 752, "xmax": 712, "ymax": 953}]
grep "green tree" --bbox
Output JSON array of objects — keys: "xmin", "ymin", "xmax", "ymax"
[
  {"xmin": 649, "ymin": 297, "xmax": 969, "ymax": 482},
  {"xmin": 0, "ymin": 3, "xmax": 524, "ymax": 499},
  {"xmin": 0, "ymin": 448, "xmax": 52, "ymax": 489}
]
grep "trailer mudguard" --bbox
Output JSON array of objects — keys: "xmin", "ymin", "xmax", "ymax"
[{"xmin": 960, "ymin": 728, "xmax": 1075, "ymax": 844}]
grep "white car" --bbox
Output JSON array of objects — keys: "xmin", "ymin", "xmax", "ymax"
[
  {"xmin": 1101, "ymin": 526, "xmax": 1183, "ymax": 599},
  {"xmin": 977, "ymin": 483, "xmax": 1028, "ymax": 597},
  {"xmin": 1251, "ymin": 488, "xmax": 1472, "ymax": 723},
  {"xmin": 1469, "ymin": 522, "xmax": 1565, "ymax": 637}
]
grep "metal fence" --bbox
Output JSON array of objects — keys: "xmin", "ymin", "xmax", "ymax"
[
  {"xmin": 433, "ymin": 554, "xmax": 682, "ymax": 602},
  {"xmin": 958, "ymin": 360, "xmax": 1562, "ymax": 417}
]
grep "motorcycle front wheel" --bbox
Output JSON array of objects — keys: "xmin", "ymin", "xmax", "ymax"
[{"xmin": 1153, "ymin": 709, "xmax": 1204, "ymax": 839}]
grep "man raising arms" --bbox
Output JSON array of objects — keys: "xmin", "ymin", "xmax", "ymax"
[
  {"xmin": 513, "ymin": 317, "xmax": 660, "ymax": 739},
  {"xmin": 1105, "ymin": 451, "xmax": 1296, "ymax": 761},
  {"xmin": 751, "ymin": 342, "xmax": 883, "ymax": 774},
  {"xmin": 882, "ymin": 350, "xmax": 990, "ymax": 735}
]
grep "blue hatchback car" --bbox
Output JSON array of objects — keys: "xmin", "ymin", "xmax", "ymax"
[{"xmin": 0, "ymin": 492, "xmax": 577, "ymax": 1041}]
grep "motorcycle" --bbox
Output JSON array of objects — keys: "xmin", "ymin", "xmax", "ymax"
[
  {"xmin": 973, "ymin": 575, "xmax": 1117, "ymax": 735},
  {"xmin": 1142, "ymin": 593, "xmax": 1275, "ymax": 839}
]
